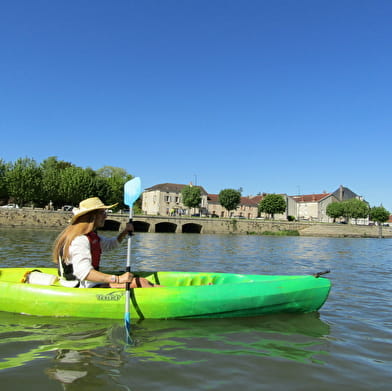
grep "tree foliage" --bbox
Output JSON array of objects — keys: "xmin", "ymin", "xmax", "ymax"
[
  {"xmin": 327, "ymin": 199, "xmax": 370, "ymax": 223},
  {"xmin": 58, "ymin": 166, "xmax": 96, "ymax": 205},
  {"xmin": 369, "ymin": 206, "xmax": 390, "ymax": 224},
  {"xmin": 369, "ymin": 206, "xmax": 390, "ymax": 238},
  {"xmin": 258, "ymin": 194, "xmax": 286, "ymax": 219},
  {"xmin": 0, "ymin": 156, "xmax": 134, "ymax": 209},
  {"xmin": 5, "ymin": 158, "xmax": 42, "ymax": 206},
  {"xmin": 326, "ymin": 202, "xmax": 344, "ymax": 221},
  {"xmin": 0, "ymin": 159, "xmax": 10, "ymax": 200},
  {"xmin": 218, "ymin": 189, "xmax": 241, "ymax": 215},
  {"xmin": 181, "ymin": 185, "xmax": 202, "ymax": 210},
  {"xmin": 343, "ymin": 198, "xmax": 369, "ymax": 222},
  {"xmin": 40, "ymin": 157, "xmax": 73, "ymax": 207},
  {"xmin": 96, "ymin": 166, "xmax": 133, "ymax": 208}
]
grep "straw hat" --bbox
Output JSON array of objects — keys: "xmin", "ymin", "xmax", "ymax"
[{"xmin": 71, "ymin": 197, "xmax": 118, "ymax": 223}]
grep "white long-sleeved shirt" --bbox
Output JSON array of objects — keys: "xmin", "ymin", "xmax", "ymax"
[{"xmin": 66, "ymin": 234, "xmax": 120, "ymax": 288}]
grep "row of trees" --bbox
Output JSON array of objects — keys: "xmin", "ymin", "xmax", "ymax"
[
  {"xmin": 326, "ymin": 198, "xmax": 390, "ymax": 225},
  {"xmin": 0, "ymin": 157, "xmax": 134, "ymax": 210},
  {"xmin": 180, "ymin": 185, "xmax": 390, "ymax": 225}
]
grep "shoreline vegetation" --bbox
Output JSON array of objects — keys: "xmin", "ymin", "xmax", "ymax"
[
  {"xmin": 0, "ymin": 208, "xmax": 391, "ymax": 238},
  {"xmin": 259, "ymin": 230, "xmax": 300, "ymax": 236}
]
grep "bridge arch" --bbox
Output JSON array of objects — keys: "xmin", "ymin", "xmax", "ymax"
[
  {"xmin": 103, "ymin": 219, "xmax": 121, "ymax": 231},
  {"xmin": 182, "ymin": 223, "xmax": 202, "ymax": 233},
  {"xmin": 133, "ymin": 220, "xmax": 150, "ymax": 232},
  {"xmin": 155, "ymin": 222, "xmax": 177, "ymax": 233}
]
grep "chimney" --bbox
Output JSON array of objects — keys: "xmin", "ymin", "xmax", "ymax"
[{"xmin": 339, "ymin": 185, "xmax": 344, "ymax": 201}]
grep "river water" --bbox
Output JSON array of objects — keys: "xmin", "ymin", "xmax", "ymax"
[{"xmin": 0, "ymin": 228, "xmax": 391, "ymax": 390}]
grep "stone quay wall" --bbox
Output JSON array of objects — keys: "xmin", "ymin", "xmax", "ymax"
[{"xmin": 0, "ymin": 208, "xmax": 391, "ymax": 238}]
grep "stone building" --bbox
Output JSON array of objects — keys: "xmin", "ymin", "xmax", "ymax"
[
  {"xmin": 288, "ymin": 185, "xmax": 366, "ymax": 222},
  {"xmin": 206, "ymin": 194, "xmax": 263, "ymax": 219},
  {"xmin": 142, "ymin": 183, "xmax": 208, "ymax": 216}
]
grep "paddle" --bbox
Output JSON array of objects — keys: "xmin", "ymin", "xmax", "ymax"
[{"xmin": 123, "ymin": 176, "xmax": 142, "ymax": 343}]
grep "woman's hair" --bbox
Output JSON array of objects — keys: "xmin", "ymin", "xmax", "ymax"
[{"xmin": 52, "ymin": 210, "xmax": 100, "ymax": 263}]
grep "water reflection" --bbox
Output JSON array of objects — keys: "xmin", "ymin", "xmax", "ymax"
[
  {"xmin": 129, "ymin": 313, "xmax": 330, "ymax": 366},
  {"xmin": 0, "ymin": 311, "xmax": 330, "ymax": 382},
  {"xmin": 0, "ymin": 313, "xmax": 117, "ymax": 370}
]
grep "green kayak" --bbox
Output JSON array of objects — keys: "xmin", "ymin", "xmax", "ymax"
[{"xmin": 0, "ymin": 268, "xmax": 331, "ymax": 319}]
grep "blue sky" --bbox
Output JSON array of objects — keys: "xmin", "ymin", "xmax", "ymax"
[{"xmin": 1, "ymin": 0, "xmax": 391, "ymax": 211}]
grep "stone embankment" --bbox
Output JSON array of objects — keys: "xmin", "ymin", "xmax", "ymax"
[{"xmin": 0, "ymin": 208, "xmax": 391, "ymax": 238}]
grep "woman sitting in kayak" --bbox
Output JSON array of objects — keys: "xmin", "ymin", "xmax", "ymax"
[{"xmin": 53, "ymin": 197, "xmax": 160, "ymax": 288}]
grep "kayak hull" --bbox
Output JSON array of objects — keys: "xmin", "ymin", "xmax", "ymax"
[{"xmin": 0, "ymin": 268, "xmax": 331, "ymax": 319}]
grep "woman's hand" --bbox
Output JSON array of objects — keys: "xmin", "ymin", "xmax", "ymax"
[
  {"xmin": 117, "ymin": 223, "xmax": 134, "ymax": 242},
  {"xmin": 118, "ymin": 271, "xmax": 134, "ymax": 284},
  {"xmin": 124, "ymin": 222, "xmax": 134, "ymax": 234}
]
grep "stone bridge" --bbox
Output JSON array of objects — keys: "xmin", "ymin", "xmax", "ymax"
[
  {"xmin": 105, "ymin": 214, "xmax": 309, "ymax": 235},
  {"xmin": 105, "ymin": 214, "xmax": 290, "ymax": 234},
  {"xmin": 105, "ymin": 215, "xmax": 219, "ymax": 234}
]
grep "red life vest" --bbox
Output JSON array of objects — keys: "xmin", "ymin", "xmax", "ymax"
[{"xmin": 86, "ymin": 231, "xmax": 102, "ymax": 270}]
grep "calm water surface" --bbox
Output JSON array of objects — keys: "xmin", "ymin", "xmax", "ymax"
[{"xmin": 0, "ymin": 228, "xmax": 391, "ymax": 390}]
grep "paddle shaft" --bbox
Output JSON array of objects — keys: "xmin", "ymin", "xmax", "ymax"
[
  {"xmin": 123, "ymin": 177, "xmax": 142, "ymax": 343},
  {"xmin": 125, "ymin": 212, "xmax": 133, "ymax": 340}
]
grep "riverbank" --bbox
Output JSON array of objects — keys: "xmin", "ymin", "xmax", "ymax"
[{"xmin": 0, "ymin": 208, "xmax": 391, "ymax": 238}]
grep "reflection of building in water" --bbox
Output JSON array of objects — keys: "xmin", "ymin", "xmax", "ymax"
[
  {"xmin": 46, "ymin": 348, "xmax": 129, "ymax": 389},
  {"xmin": 46, "ymin": 350, "xmax": 87, "ymax": 384}
]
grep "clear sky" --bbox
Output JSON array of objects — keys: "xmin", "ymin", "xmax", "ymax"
[{"xmin": 1, "ymin": 1, "xmax": 391, "ymax": 211}]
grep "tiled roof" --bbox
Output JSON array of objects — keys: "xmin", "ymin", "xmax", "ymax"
[
  {"xmin": 240, "ymin": 195, "xmax": 263, "ymax": 206},
  {"xmin": 145, "ymin": 183, "xmax": 208, "ymax": 195},
  {"xmin": 291, "ymin": 193, "xmax": 331, "ymax": 203},
  {"xmin": 207, "ymin": 194, "xmax": 220, "ymax": 203}
]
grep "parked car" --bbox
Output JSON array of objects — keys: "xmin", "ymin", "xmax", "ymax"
[
  {"xmin": 62, "ymin": 205, "xmax": 73, "ymax": 211},
  {"xmin": 1, "ymin": 204, "xmax": 19, "ymax": 209}
]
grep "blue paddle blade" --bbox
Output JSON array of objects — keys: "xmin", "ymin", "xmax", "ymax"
[{"xmin": 124, "ymin": 177, "xmax": 142, "ymax": 207}]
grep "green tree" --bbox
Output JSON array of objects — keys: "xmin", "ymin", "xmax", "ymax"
[
  {"xmin": 343, "ymin": 198, "xmax": 369, "ymax": 223},
  {"xmin": 369, "ymin": 206, "xmax": 390, "ymax": 223},
  {"xmin": 0, "ymin": 159, "xmax": 11, "ymax": 202},
  {"xmin": 5, "ymin": 157, "xmax": 43, "ymax": 206},
  {"xmin": 58, "ymin": 166, "xmax": 96, "ymax": 205},
  {"xmin": 41, "ymin": 156, "xmax": 73, "ymax": 171},
  {"xmin": 93, "ymin": 176, "xmax": 113, "ymax": 206},
  {"xmin": 326, "ymin": 202, "xmax": 344, "ymax": 222},
  {"xmin": 218, "ymin": 189, "xmax": 241, "ymax": 217},
  {"xmin": 181, "ymin": 185, "xmax": 202, "ymax": 215},
  {"xmin": 258, "ymin": 194, "xmax": 286, "ymax": 220},
  {"xmin": 369, "ymin": 206, "xmax": 390, "ymax": 238},
  {"xmin": 96, "ymin": 166, "xmax": 133, "ymax": 209},
  {"xmin": 41, "ymin": 157, "xmax": 74, "ymax": 209}
]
